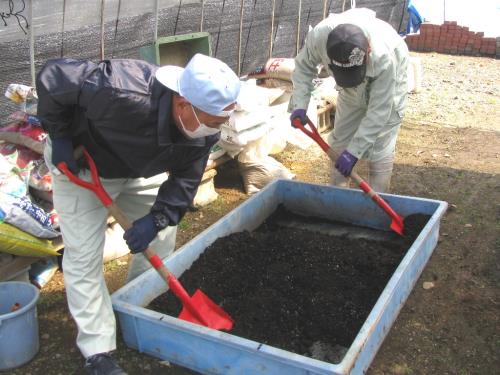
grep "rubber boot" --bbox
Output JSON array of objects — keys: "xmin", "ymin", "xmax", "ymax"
[{"xmin": 367, "ymin": 154, "xmax": 394, "ymax": 193}]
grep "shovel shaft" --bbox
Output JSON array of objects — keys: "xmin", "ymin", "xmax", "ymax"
[
  {"xmin": 325, "ymin": 140, "xmax": 403, "ymax": 228},
  {"xmin": 61, "ymin": 148, "xmax": 177, "ymax": 285},
  {"xmin": 294, "ymin": 118, "xmax": 404, "ymax": 235},
  {"xmin": 107, "ymin": 200, "xmax": 209, "ymax": 324},
  {"xmin": 106, "ymin": 202, "xmax": 173, "ymax": 281},
  {"xmin": 58, "ymin": 146, "xmax": 235, "ymax": 329}
]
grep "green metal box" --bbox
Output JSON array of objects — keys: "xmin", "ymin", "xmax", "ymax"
[{"xmin": 139, "ymin": 32, "xmax": 211, "ymax": 67}]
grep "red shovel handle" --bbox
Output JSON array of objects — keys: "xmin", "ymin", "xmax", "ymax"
[
  {"xmin": 58, "ymin": 146, "xmax": 228, "ymax": 329},
  {"xmin": 292, "ymin": 118, "xmax": 330, "ymax": 153},
  {"xmin": 293, "ymin": 118, "xmax": 404, "ymax": 235},
  {"xmin": 57, "ymin": 148, "xmax": 113, "ymax": 207},
  {"xmin": 58, "ymin": 147, "xmax": 204, "ymax": 304}
]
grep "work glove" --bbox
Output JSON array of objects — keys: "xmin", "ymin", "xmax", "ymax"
[
  {"xmin": 290, "ymin": 108, "xmax": 307, "ymax": 127},
  {"xmin": 335, "ymin": 150, "xmax": 358, "ymax": 177},
  {"xmin": 123, "ymin": 213, "xmax": 159, "ymax": 254},
  {"xmin": 51, "ymin": 138, "xmax": 79, "ymax": 174}
]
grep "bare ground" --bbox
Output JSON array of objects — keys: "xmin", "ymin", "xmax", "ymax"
[{"xmin": 10, "ymin": 52, "xmax": 500, "ymax": 374}]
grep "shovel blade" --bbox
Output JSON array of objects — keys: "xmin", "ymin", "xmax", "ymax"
[
  {"xmin": 390, "ymin": 217, "xmax": 405, "ymax": 236},
  {"xmin": 178, "ymin": 289, "xmax": 234, "ymax": 331}
]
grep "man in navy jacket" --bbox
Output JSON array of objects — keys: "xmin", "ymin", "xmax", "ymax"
[{"xmin": 37, "ymin": 53, "xmax": 240, "ymax": 374}]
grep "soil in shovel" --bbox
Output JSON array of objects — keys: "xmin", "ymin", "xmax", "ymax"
[{"xmin": 149, "ymin": 206, "xmax": 430, "ymax": 362}]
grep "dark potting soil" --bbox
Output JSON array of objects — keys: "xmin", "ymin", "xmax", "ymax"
[{"xmin": 149, "ymin": 207, "xmax": 430, "ymax": 361}]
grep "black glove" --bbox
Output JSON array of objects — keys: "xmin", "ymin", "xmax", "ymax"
[
  {"xmin": 51, "ymin": 138, "xmax": 79, "ymax": 174},
  {"xmin": 290, "ymin": 108, "xmax": 307, "ymax": 127},
  {"xmin": 123, "ymin": 213, "xmax": 160, "ymax": 253}
]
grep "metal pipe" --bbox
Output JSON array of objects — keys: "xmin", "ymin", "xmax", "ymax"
[
  {"xmin": 100, "ymin": 0, "xmax": 105, "ymax": 60},
  {"xmin": 238, "ymin": 0, "xmax": 244, "ymax": 76},
  {"xmin": 28, "ymin": 0, "xmax": 35, "ymax": 86},
  {"xmin": 60, "ymin": 0, "xmax": 66, "ymax": 57},
  {"xmin": 111, "ymin": 0, "xmax": 121, "ymax": 58},
  {"xmin": 154, "ymin": 0, "xmax": 159, "ymax": 41},
  {"xmin": 200, "ymin": 0, "xmax": 204, "ymax": 32},
  {"xmin": 269, "ymin": 0, "xmax": 275, "ymax": 58},
  {"xmin": 296, "ymin": 0, "xmax": 302, "ymax": 55},
  {"xmin": 173, "ymin": 0, "xmax": 182, "ymax": 35},
  {"xmin": 214, "ymin": 0, "xmax": 227, "ymax": 57}
]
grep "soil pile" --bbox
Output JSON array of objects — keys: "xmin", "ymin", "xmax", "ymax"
[{"xmin": 150, "ymin": 208, "xmax": 429, "ymax": 359}]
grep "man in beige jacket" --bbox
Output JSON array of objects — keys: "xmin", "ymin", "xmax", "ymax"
[{"xmin": 289, "ymin": 8, "xmax": 409, "ymax": 192}]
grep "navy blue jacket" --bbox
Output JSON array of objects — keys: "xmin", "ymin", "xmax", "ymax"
[{"xmin": 36, "ymin": 58, "xmax": 219, "ymax": 225}]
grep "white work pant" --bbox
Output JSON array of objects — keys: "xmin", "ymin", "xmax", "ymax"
[
  {"xmin": 328, "ymin": 90, "xmax": 402, "ymax": 193},
  {"xmin": 44, "ymin": 141, "xmax": 176, "ymax": 358}
]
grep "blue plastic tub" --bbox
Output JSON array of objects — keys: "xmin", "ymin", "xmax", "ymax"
[
  {"xmin": 0, "ymin": 281, "xmax": 40, "ymax": 370},
  {"xmin": 112, "ymin": 180, "xmax": 447, "ymax": 374}
]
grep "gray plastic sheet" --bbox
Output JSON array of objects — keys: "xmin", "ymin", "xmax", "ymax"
[{"xmin": 0, "ymin": 0, "xmax": 407, "ymax": 123}]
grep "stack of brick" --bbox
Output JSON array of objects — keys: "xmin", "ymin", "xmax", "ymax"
[{"xmin": 405, "ymin": 21, "xmax": 498, "ymax": 57}]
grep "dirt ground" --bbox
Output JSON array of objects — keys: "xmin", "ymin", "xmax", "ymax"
[{"xmin": 10, "ymin": 52, "xmax": 499, "ymax": 375}]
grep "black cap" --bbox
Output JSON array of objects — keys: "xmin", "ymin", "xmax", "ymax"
[{"xmin": 326, "ymin": 24, "xmax": 369, "ymax": 88}]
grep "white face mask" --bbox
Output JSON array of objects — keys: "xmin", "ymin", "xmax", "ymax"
[{"xmin": 178, "ymin": 105, "xmax": 222, "ymax": 139}]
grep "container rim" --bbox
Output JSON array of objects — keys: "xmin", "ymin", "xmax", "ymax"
[{"xmin": 0, "ymin": 281, "xmax": 40, "ymax": 320}]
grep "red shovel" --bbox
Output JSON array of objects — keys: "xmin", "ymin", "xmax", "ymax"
[
  {"xmin": 293, "ymin": 118, "xmax": 405, "ymax": 236},
  {"xmin": 58, "ymin": 148, "xmax": 234, "ymax": 330}
]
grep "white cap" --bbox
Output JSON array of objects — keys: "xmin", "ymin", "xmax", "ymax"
[{"xmin": 155, "ymin": 53, "xmax": 241, "ymax": 117}]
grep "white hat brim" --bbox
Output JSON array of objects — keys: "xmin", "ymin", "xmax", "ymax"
[{"xmin": 155, "ymin": 65, "xmax": 184, "ymax": 93}]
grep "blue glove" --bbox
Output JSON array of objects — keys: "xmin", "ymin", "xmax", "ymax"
[
  {"xmin": 51, "ymin": 138, "xmax": 79, "ymax": 174},
  {"xmin": 335, "ymin": 150, "xmax": 358, "ymax": 177},
  {"xmin": 290, "ymin": 108, "xmax": 307, "ymax": 127},
  {"xmin": 123, "ymin": 213, "xmax": 159, "ymax": 253}
]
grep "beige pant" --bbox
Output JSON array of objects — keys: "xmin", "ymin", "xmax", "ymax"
[{"xmin": 45, "ymin": 140, "xmax": 176, "ymax": 358}]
